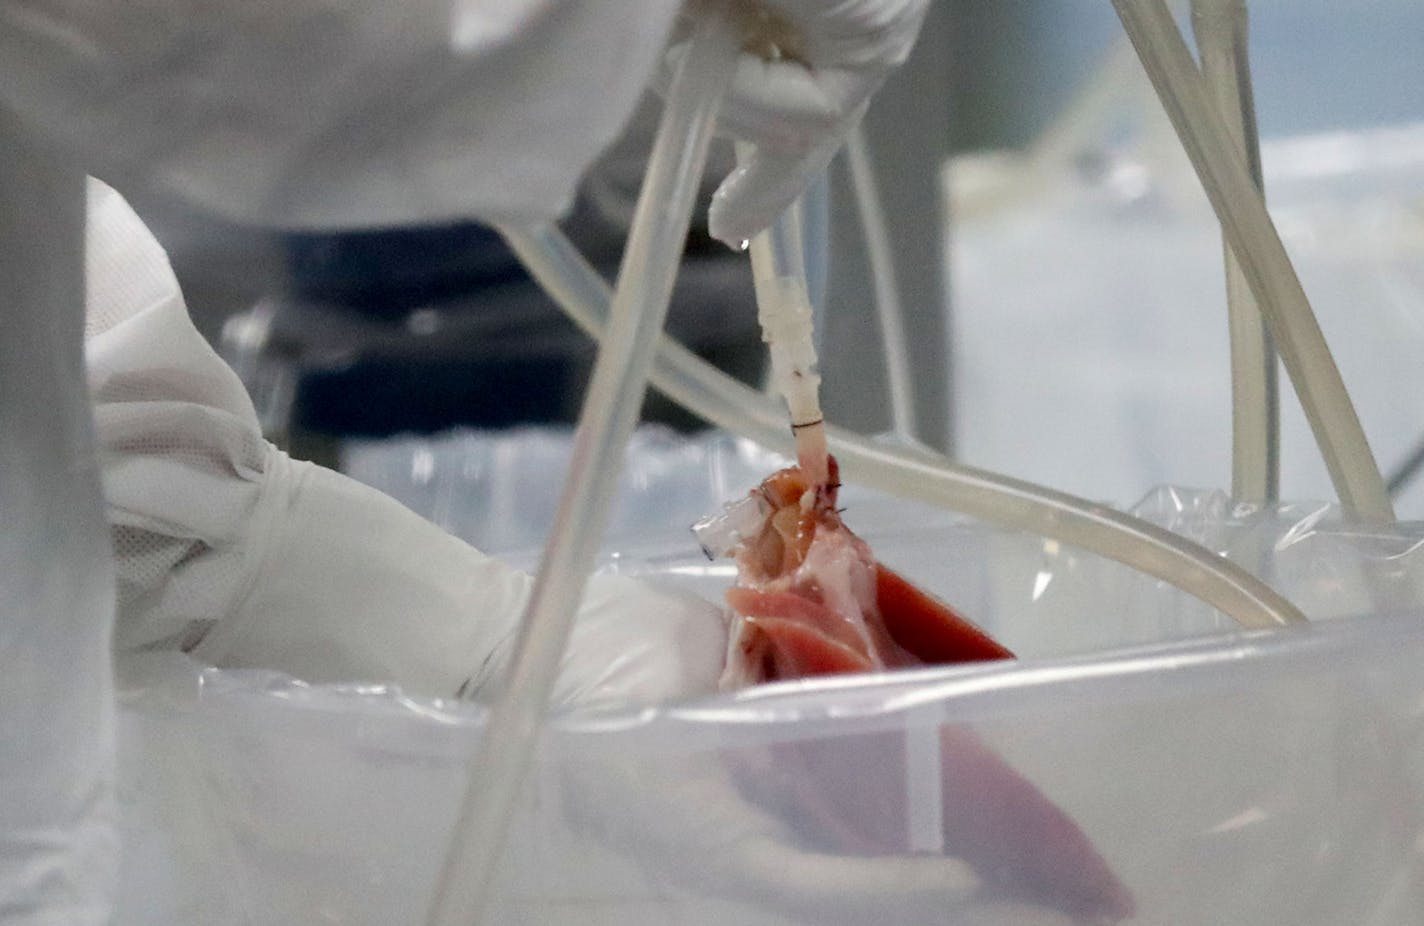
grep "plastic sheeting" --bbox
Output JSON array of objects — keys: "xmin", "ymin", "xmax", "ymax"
[{"xmin": 116, "ymin": 464, "xmax": 1424, "ymax": 923}]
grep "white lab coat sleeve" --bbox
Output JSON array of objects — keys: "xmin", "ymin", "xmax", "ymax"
[
  {"xmin": 86, "ymin": 178, "xmax": 726, "ymax": 703},
  {"xmin": 2, "ymin": 2, "xmax": 684, "ymax": 230}
]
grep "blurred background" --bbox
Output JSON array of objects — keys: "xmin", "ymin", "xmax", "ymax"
[{"xmin": 120, "ymin": 0, "xmax": 1424, "ymax": 517}]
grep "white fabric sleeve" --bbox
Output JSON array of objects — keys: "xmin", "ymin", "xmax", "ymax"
[
  {"xmin": 4, "ymin": 2, "xmax": 683, "ymax": 230},
  {"xmin": 87, "ymin": 178, "xmax": 726, "ymax": 703}
]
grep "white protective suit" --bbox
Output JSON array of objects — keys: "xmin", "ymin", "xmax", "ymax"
[
  {"xmin": 88, "ymin": 178, "xmax": 727, "ymax": 704},
  {"xmin": 0, "ymin": 0, "xmax": 929, "ymax": 244}
]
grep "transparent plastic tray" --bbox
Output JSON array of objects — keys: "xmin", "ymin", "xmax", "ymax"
[{"xmin": 115, "ymin": 488, "xmax": 1424, "ymax": 925}]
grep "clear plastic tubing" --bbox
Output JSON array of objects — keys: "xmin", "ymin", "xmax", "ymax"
[
  {"xmin": 0, "ymin": 117, "xmax": 117, "ymax": 920},
  {"xmin": 801, "ymin": 171, "xmax": 831, "ymax": 348},
  {"xmin": 846, "ymin": 124, "xmax": 919, "ymax": 444},
  {"xmin": 500, "ymin": 222, "xmax": 1307, "ymax": 630},
  {"xmin": 743, "ymin": 147, "xmax": 830, "ymax": 484},
  {"xmin": 424, "ymin": 15, "xmax": 738, "ymax": 926},
  {"xmin": 1191, "ymin": 0, "xmax": 1279, "ymax": 503},
  {"xmin": 1111, "ymin": 0, "xmax": 1393, "ymax": 524}
]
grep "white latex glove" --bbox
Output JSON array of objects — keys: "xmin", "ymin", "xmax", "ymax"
[
  {"xmin": 87, "ymin": 178, "xmax": 726, "ymax": 704},
  {"xmin": 684, "ymin": 0, "xmax": 931, "ymax": 246},
  {"xmin": 566, "ymin": 745, "xmax": 1083, "ymax": 926},
  {"xmin": 4, "ymin": 3, "xmax": 681, "ymax": 230}
]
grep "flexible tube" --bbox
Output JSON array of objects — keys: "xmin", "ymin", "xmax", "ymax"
[
  {"xmin": 1111, "ymin": 0, "xmax": 1392, "ymax": 524},
  {"xmin": 425, "ymin": 16, "xmax": 738, "ymax": 926},
  {"xmin": 501, "ymin": 223, "xmax": 1307, "ymax": 630},
  {"xmin": 1191, "ymin": 0, "xmax": 1279, "ymax": 503},
  {"xmin": 744, "ymin": 151, "xmax": 830, "ymax": 484},
  {"xmin": 762, "ymin": 179, "xmax": 808, "ymax": 283},
  {"xmin": 846, "ymin": 125, "xmax": 920, "ymax": 444},
  {"xmin": 801, "ymin": 171, "xmax": 831, "ymax": 349}
]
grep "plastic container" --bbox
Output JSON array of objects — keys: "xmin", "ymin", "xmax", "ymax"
[{"xmin": 114, "ymin": 487, "xmax": 1424, "ymax": 925}]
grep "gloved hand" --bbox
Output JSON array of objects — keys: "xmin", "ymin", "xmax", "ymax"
[
  {"xmin": 678, "ymin": 0, "xmax": 931, "ymax": 246},
  {"xmin": 88, "ymin": 178, "xmax": 726, "ymax": 705},
  {"xmin": 3, "ymin": 3, "xmax": 683, "ymax": 230},
  {"xmin": 565, "ymin": 740, "xmax": 1085, "ymax": 925}
]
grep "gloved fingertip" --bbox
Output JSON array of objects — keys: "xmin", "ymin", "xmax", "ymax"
[{"xmin": 707, "ymin": 163, "xmax": 799, "ymax": 250}]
